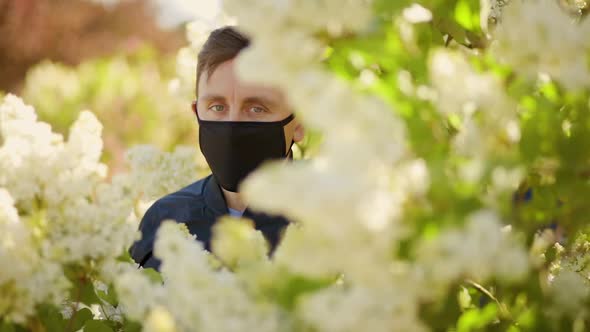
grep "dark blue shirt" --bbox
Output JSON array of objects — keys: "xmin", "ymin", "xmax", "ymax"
[{"xmin": 129, "ymin": 174, "xmax": 290, "ymax": 270}]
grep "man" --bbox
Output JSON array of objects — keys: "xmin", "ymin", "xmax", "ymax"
[{"xmin": 129, "ymin": 26, "xmax": 304, "ymax": 270}]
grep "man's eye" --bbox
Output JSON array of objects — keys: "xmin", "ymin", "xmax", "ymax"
[
  {"xmin": 249, "ymin": 106, "xmax": 266, "ymax": 114},
  {"xmin": 208, "ymin": 105, "xmax": 225, "ymax": 112}
]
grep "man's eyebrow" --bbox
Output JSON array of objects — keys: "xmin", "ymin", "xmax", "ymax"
[
  {"xmin": 199, "ymin": 94, "xmax": 226, "ymax": 102},
  {"xmin": 243, "ymin": 96, "xmax": 279, "ymax": 107}
]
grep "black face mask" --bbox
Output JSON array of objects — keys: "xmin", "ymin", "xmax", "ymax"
[{"xmin": 194, "ymin": 105, "xmax": 295, "ymax": 192}]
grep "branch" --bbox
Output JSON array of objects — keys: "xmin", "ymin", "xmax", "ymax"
[
  {"xmin": 65, "ymin": 275, "xmax": 85, "ymax": 332},
  {"xmin": 465, "ymin": 279, "xmax": 512, "ymax": 320}
]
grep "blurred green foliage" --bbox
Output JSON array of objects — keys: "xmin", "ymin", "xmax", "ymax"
[
  {"xmin": 20, "ymin": 46, "xmax": 197, "ymax": 173},
  {"xmin": 322, "ymin": 0, "xmax": 590, "ymax": 330}
]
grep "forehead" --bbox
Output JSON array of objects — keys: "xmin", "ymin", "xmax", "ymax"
[{"xmin": 197, "ymin": 59, "xmax": 286, "ymax": 102}]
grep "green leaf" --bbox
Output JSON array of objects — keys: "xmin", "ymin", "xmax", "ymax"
[
  {"xmin": 84, "ymin": 320, "xmax": 114, "ymax": 332},
  {"xmin": 456, "ymin": 303, "xmax": 499, "ymax": 332},
  {"xmin": 0, "ymin": 321, "xmax": 15, "ymax": 332},
  {"xmin": 515, "ymin": 307, "xmax": 536, "ymax": 329},
  {"xmin": 420, "ymin": 284, "xmax": 463, "ymax": 330},
  {"xmin": 0, "ymin": 323, "xmax": 27, "ymax": 332},
  {"xmin": 122, "ymin": 319, "xmax": 142, "ymax": 332},
  {"xmin": 141, "ymin": 268, "xmax": 164, "ymax": 284},
  {"xmin": 454, "ymin": 0, "xmax": 480, "ymax": 31},
  {"xmin": 38, "ymin": 304, "xmax": 67, "ymax": 332},
  {"xmin": 70, "ymin": 308, "xmax": 94, "ymax": 332},
  {"xmin": 97, "ymin": 284, "xmax": 118, "ymax": 307},
  {"xmin": 458, "ymin": 286, "xmax": 472, "ymax": 310},
  {"xmin": 266, "ymin": 273, "xmax": 335, "ymax": 310},
  {"xmin": 79, "ymin": 281, "xmax": 101, "ymax": 306},
  {"xmin": 117, "ymin": 250, "xmax": 134, "ymax": 264}
]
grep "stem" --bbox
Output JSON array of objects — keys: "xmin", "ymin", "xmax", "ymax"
[
  {"xmin": 465, "ymin": 279, "xmax": 512, "ymax": 320},
  {"xmin": 98, "ymin": 301, "xmax": 112, "ymax": 321},
  {"xmin": 28, "ymin": 317, "xmax": 44, "ymax": 332},
  {"xmin": 444, "ymin": 34, "xmax": 454, "ymax": 47},
  {"xmin": 65, "ymin": 276, "xmax": 85, "ymax": 332}
]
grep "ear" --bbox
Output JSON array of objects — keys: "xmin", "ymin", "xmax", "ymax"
[
  {"xmin": 191, "ymin": 100, "xmax": 198, "ymax": 115},
  {"xmin": 293, "ymin": 122, "xmax": 305, "ymax": 143}
]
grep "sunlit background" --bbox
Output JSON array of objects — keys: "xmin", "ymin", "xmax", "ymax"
[{"xmin": 0, "ymin": 0, "xmax": 221, "ymax": 173}]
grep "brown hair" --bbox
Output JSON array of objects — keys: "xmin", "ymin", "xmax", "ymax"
[{"xmin": 195, "ymin": 26, "xmax": 250, "ymax": 96}]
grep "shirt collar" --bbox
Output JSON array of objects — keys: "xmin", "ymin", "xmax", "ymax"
[
  {"xmin": 204, "ymin": 175, "xmax": 229, "ymax": 216},
  {"xmin": 204, "ymin": 174, "xmax": 291, "ymax": 228}
]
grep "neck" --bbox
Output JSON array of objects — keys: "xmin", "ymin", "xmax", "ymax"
[{"xmin": 221, "ymin": 188, "xmax": 246, "ymax": 212}]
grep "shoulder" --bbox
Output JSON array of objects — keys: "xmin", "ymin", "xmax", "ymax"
[
  {"xmin": 157, "ymin": 175, "xmax": 210, "ymax": 206},
  {"xmin": 129, "ymin": 175, "xmax": 212, "ymax": 267},
  {"xmin": 142, "ymin": 175, "xmax": 214, "ymax": 227}
]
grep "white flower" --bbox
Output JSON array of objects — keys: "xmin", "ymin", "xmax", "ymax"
[
  {"xmin": 44, "ymin": 110, "xmax": 107, "ymax": 206},
  {"xmin": 298, "ymin": 285, "xmax": 426, "ymax": 332},
  {"xmin": 0, "ymin": 188, "xmax": 18, "ymax": 225},
  {"xmin": 125, "ymin": 145, "xmax": 204, "ymax": 202},
  {"xmin": 211, "ymin": 217, "xmax": 269, "ymax": 268},
  {"xmin": 492, "ymin": 0, "xmax": 590, "ymax": 90},
  {"xmin": 115, "ymin": 267, "xmax": 165, "ymax": 321},
  {"xmin": 217, "ymin": 0, "xmax": 412, "ymax": 289},
  {"xmin": 429, "ymin": 49, "xmax": 519, "ymax": 163},
  {"xmin": 403, "ymin": 4, "xmax": 432, "ymax": 23},
  {"xmin": 417, "ymin": 209, "xmax": 529, "ymax": 294},
  {"xmin": 116, "ymin": 221, "xmax": 282, "ymax": 332},
  {"xmin": 144, "ymin": 306, "xmax": 178, "ymax": 332},
  {"xmin": 0, "ymin": 94, "xmax": 137, "ymax": 271},
  {"xmin": 268, "ymin": 218, "xmax": 397, "ymax": 287},
  {"xmin": 22, "ymin": 62, "xmax": 82, "ymax": 103},
  {"xmin": 429, "ymin": 49, "xmax": 511, "ymax": 117},
  {"xmin": 548, "ymin": 269, "xmax": 590, "ymax": 319},
  {"xmin": 482, "ymin": 166, "xmax": 525, "ymax": 206},
  {"xmin": 0, "ymin": 188, "xmax": 69, "ymax": 323},
  {"xmin": 486, "ymin": 0, "xmax": 511, "ymax": 23},
  {"xmin": 0, "ymin": 94, "xmax": 63, "ymax": 209}
]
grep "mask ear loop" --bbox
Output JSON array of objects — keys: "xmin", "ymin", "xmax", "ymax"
[
  {"xmin": 287, "ymin": 140, "xmax": 295, "ymax": 160},
  {"xmin": 282, "ymin": 114, "xmax": 296, "ymax": 159}
]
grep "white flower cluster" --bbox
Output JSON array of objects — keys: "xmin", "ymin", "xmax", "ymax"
[
  {"xmin": 417, "ymin": 210, "xmax": 529, "ymax": 294},
  {"xmin": 143, "ymin": 306, "xmax": 177, "ymax": 332},
  {"xmin": 0, "ymin": 92, "xmax": 219, "ymax": 324},
  {"xmin": 220, "ymin": 0, "xmax": 415, "ymax": 290},
  {"xmin": 492, "ymin": 0, "xmax": 590, "ymax": 90},
  {"xmin": 210, "ymin": 217, "xmax": 269, "ymax": 269},
  {"xmin": 487, "ymin": 0, "xmax": 511, "ymax": 23},
  {"xmin": 298, "ymin": 285, "xmax": 427, "ymax": 332},
  {"xmin": 0, "ymin": 94, "xmax": 137, "ymax": 264},
  {"xmin": 429, "ymin": 49, "xmax": 518, "ymax": 158},
  {"xmin": 544, "ymin": 236, "xmax": 590, "ymax": 320},
  {"xmin": 22, "ymin": 61, "xmax": 82, "ymax": 103},
  {"xmin": 0, "ymin": 94, "xmax": 74, "ymax": 209},
  {"xmin": 125, "ymin": 144, "xmax": 206, "ymax": 202},
  {"xmin": 548, "ymin": 269, "xmax": 590, "ymax": 320},
  {"xmin": 0, "ymin": 188, "xmax": 69, "ymax": 323},
  {"xmin": 0, "ymin": 93, "xmax": 143, "ymax": 317},
  {"xmin": 116, "ymin": 221, "xmax": 281, "ymax": 332},
  {"xmin": 428, "ymin": 48, "xmax": 524, "ymax": 200},
  {"xmin": 204, "ymin": 0, "xmax": 431, "ymax": 329},
  {"xmin": 429, "ymin": 49, "xmax": 510, "ymax": 117}
]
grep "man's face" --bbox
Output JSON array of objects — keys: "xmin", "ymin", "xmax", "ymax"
[{"xmin": 196, "ymin": 59, "xmax": 304, "ymax": 153}]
